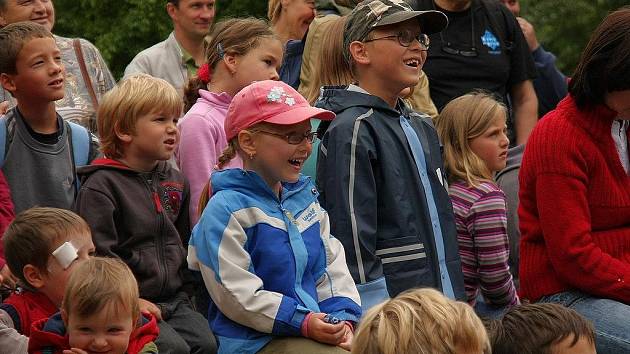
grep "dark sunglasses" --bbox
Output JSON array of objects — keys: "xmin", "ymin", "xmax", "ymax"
[
  {"xmin": 255, "ymin": 130, "xmax": 318, "ymax": 145},
  {"xmin": 364, "ymin": 30, "xmax": 430, "ymax": 50}
]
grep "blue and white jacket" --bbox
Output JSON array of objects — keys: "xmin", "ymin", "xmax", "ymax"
[{"xmin": 188, "ymin": 169, "xmax": 362, "ymax": 354}]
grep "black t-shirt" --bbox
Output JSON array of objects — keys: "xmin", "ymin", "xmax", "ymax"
[{"xmin": 414, "ymin": 0, "xmax": 536, "ymax": 111}]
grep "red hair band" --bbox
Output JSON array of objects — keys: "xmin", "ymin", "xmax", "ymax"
[{"xmin": 197, "ymin": 63, "xmax": 211, "ymax": 84}]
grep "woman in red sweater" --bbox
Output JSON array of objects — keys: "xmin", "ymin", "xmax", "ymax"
[{"xmin": 519, "ymin": 7, "xmax": 630, "ymax": 354}]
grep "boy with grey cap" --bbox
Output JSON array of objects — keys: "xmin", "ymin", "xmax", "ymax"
[{"xmin": 315, "ymin": 0, "xmax": 466, "ymax": 311}]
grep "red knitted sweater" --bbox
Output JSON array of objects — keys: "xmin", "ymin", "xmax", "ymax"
[{"xmin": 519, "ymin": 96, "xmax": 630, "ymax": 303}]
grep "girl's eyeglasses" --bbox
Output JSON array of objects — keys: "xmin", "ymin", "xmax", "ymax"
[
  {"xmin": 255, "ymin": 130, "xmax": 318, "ymax": 145},
  {"xmin": 364, "ymin": 30, "xmax": 430, "ymax": 50}
]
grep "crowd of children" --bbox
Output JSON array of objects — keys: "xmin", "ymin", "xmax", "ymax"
[{"xmin": 0, "ymin": 0, "xmax": 627, "ymax": 353}]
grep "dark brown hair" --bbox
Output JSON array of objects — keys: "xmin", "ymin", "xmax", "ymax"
[
  {"xmin": 183, "ymin": 17, "xmax": 279, "ymax": 112},
  {"xmin": 569, "ymin": 6, "xmax": 630, "ymax": 109},
  {"xmin": 3, "ymin": 208, "xmax": 90, "ymax": 285},
  {"xmin": 486, "ymin": 303, "xmax": 595, "ymax": 354},
  {"xmin": 0, "ymin": 21, "xmax": 53, "ymax": 75}
]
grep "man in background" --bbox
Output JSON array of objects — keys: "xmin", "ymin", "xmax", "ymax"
[{"xmin": 124, "ymin": 0, "xmax": 216, "ymax": 95}]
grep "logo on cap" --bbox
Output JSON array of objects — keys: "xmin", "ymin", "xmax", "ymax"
[{"xmin": 267, "ymin": 86, "xmax": 296, "ymax": 107}]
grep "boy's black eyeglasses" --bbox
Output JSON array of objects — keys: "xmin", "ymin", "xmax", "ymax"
[
  {"xmin": 364, "ymin": 30, "xmax": 430, "ymax": 50},
  {"xmin": 255, "ymin": 130, "xmax": 318, "ymax": 145}
]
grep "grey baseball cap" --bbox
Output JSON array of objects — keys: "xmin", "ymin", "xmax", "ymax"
[{"xmin": 343, "ymin": 0, "xmax": 448, "ymax": 63}]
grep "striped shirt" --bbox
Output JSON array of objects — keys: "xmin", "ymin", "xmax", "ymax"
[{"xmin": 449, "ymin": 180, "xmax": 519, "ymax": 307}]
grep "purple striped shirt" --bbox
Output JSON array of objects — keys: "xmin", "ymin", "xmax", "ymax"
[{"xmin": 449, "ymin": 180, "xmax": 519, "ymax": 307}]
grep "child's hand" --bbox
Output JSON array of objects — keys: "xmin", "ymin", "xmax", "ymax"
[
  {"xmin": 139, "ymin": 298, "xmax": 162, "ymax": 320},
  {"xmin": 63, "ymin": 349, "xmax": 89, "ymax": 354},
  {"xmin": 305, "ymin": 313, "xmax": 346, "ymax": 345},
  {"xmin": 338, "ymin": 323, "xmax": 354, "ymax": 351}
]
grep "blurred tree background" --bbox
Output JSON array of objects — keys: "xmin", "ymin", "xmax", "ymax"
[
  {"xmin": 520, "ymin": 0, "xmax": 627, "ymax": 75},
  {"xmin": 53, "ymin": 0, "xmax": 267, "ymax": 79},
  {"xmin": 53, "ymin": 0, "xmax": 624, "ymax": 80}
]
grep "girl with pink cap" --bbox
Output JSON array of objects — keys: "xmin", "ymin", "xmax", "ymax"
[{"xmin": 188, "ymin": 80, "xmax": 361, "ymax": 354}]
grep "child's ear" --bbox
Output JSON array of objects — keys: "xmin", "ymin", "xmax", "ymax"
[
  {"xmin": 114, "ymin": 122, "xmax": 133, "ymax": 143},
  {"xmin": 237, "ymin": 130, "xmax": 257, "ymax": 158},
  {"xmin": 23, "ymin": 264, "xmax": 46, "ymax": 289},
  {"xmin": 222, "ymin": 53, "xmax": 238, "ymax": 76},
  {"xmin": 349, "ymin": 41, "xmax": 371, "ymax": 66},
  {"xmin": 0, "ymin": 73, "xmax": 17, "ymax": 93}
]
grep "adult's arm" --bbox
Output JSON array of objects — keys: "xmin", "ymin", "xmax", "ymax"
[
  {"xmin": 511, "ymin": 80, "xmax": 538, "ymax": 145},
  {"xmin": 531, "ymin": 46, "xmax": 568, "ymax": 115}
]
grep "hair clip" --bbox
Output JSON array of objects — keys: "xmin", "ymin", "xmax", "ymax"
[
  {"xmin": 217, "ymin": 43, "xmax": 225, "ymax": 59},
  {"xmin": 197, "ymin": 63, "xmax": 211, "ymax": 84}
]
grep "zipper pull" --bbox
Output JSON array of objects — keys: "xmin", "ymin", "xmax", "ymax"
[{"xmin": 283, "ymin": 209, "xmax": 298, "ymax": 225}]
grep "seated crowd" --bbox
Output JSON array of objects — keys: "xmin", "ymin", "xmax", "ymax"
[{"xmin": 0, "ymin": 0, "xmax": 628, "ymax": 353}]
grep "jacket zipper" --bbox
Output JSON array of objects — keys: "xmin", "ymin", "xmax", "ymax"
[{"xmin": 144, "ymin": 174, "xmax": 169, "ymax": 300}]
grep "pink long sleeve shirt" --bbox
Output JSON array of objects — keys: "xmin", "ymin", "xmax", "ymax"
[{"xmin": 176, "ymin": 90, "xmax": 242, "ymax": 226}]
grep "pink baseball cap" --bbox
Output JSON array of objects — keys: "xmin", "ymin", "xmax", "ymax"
[{"xmin": 225, "ymin": 80, "xmax": 335, "ymax": 140}]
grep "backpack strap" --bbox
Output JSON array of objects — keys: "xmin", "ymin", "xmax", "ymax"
[{"xmin": 68, "ymin": 121, "xmax": 90, "ymax": 166}]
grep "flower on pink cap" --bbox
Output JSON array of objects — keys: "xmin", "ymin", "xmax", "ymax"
[{"xmin": 225, "ymin": 80, "xmax": 335, "ymax": 141}]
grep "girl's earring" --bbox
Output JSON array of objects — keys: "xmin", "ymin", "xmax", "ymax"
[{"xmin": 249, "ymin": 153, "xmax": 255, "ymax": 160}]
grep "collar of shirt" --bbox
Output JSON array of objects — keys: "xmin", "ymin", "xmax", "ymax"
[{"xmin": 178, "ymin": 44, "xmax": 199, "ymax": 78}]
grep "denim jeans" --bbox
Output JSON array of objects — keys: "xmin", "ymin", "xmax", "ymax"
[{"xmin": 539, "ymin": 291, "xmax": 630, "ymax": 354}]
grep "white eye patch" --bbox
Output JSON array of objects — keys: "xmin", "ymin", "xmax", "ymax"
[{"xmin": 52, "ymin": 241, "xmax": 79, "ymax": 269}]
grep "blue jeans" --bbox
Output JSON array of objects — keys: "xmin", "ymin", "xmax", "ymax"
[{"xmin": 539, "ymin": 291, "xmax": 630, "ymax": 354}]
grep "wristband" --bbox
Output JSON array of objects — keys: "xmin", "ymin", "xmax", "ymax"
[{"xmin": 301, "ymin": 312, "xmax": 313, "ymax": 338}]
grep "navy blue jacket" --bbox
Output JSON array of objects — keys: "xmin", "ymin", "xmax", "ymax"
[{"xmin": 315, "ymin": 86, "xmax": 466, "ymax": 307}]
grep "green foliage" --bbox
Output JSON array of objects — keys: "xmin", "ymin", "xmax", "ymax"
[
  {"xmin": 520, "ymin": 0, "xmax": 626, "ymax": 75},
  {"xmin": 51, "ymin": 0, "xmax": 624, "ymax": 80},
  {"xmin": 53, "ymin": 0, "xmax": 267, "ymax": 80}
]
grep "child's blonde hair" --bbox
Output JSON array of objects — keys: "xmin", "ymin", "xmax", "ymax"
[
  {"xmin": 98, "ymin": 74, "xmax": 182, "ymax": 159},
  {"xmin": 352, "ymin": 288, "xmax": 490, "ymax": 354},
  {"xmin": 62, "ymin": 257, "xmax": 140, "ymax": 323},
  {"xmin": 305, "ymin": 16, "xmax": 354, "ymax": 104},
  {"xmin": 3, "ymin": 207, "xmax": 90, "ymax": 286},
  {"xmin": 435, "ymin": 92, "xmax": 507, "ymax": 186},
  {"xmin": 183, "ymin": 18, "xmax": 280, "ymax": 112}
]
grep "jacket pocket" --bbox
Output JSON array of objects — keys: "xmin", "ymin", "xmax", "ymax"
[{"xmin": 376, "ymin": 236, "xmax": 428, "ymax": 297}]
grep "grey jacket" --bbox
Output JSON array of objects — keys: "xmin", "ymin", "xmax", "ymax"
[{"xmin": 124, "ymin": 32, "xmax": 189, "ymax": 95}]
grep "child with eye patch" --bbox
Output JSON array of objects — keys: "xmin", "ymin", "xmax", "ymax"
[
  {"xmin": 0, "ymin": 207, "xmax": 95, "ymax": 353},
  {"xmin": 189, "ymin": 80, "xmax": 362, "ymax": 354}
]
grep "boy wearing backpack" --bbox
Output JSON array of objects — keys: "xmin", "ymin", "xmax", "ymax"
[{"xmin": 0, "ymin": 22, "xmax": 97, "ymax": 213}]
